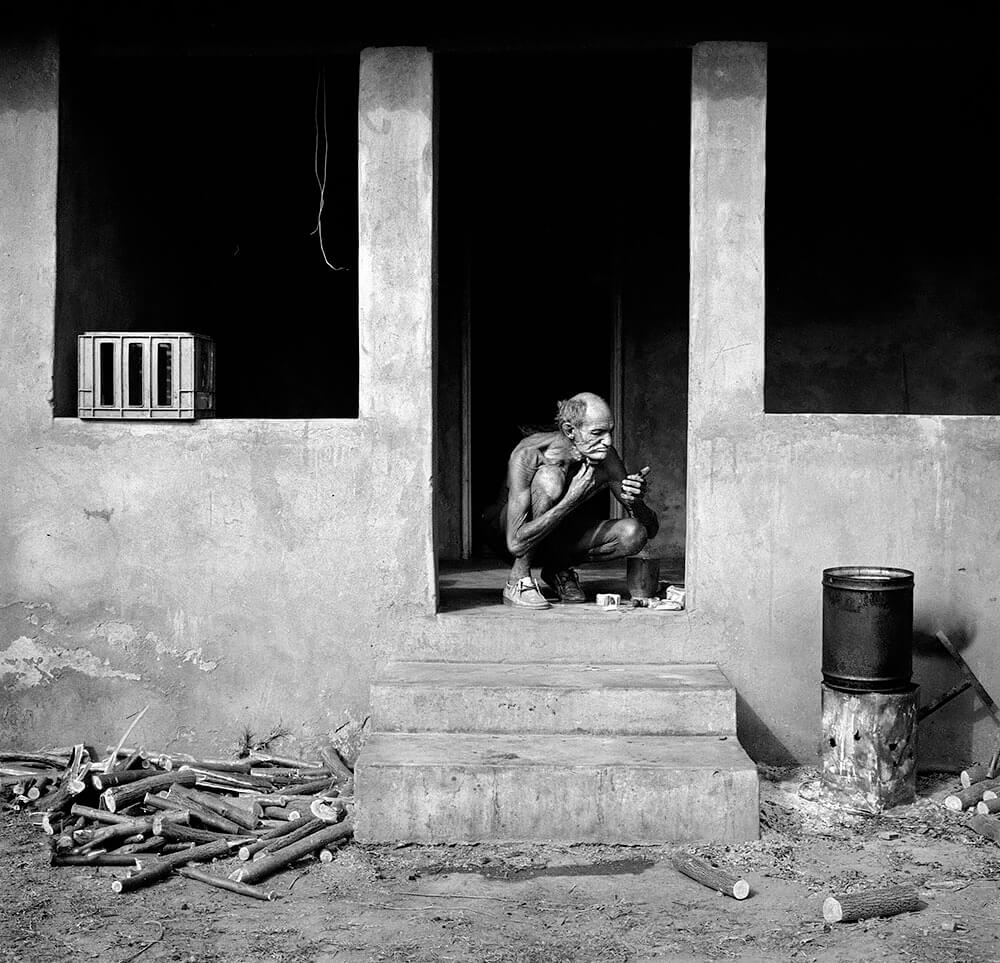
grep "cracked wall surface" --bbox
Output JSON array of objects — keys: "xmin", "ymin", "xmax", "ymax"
[{"xmin": 0, "ymin": 42, "xmax": 434, "ymax": 753}]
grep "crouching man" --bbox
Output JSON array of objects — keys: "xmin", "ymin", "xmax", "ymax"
[{"xmin": 482, "ymin": 392, "xmax": 659, "ymax": 609}]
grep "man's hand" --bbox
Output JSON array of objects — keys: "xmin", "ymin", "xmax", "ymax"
[
  {"xmin": 620, "ymin": 465, "xmax": 650, "ymax": 505},
  {"xmin": 564, "ymin": 463, "xmax": 600, "ymax": 507}
]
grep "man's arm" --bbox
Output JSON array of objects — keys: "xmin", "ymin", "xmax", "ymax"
[
  {"xmin": 603, "ymin": 448, "xmax": 660, "ymax": 539},
  {"xmin": 504, "ymin": 455, "xmax": 598, "ymax": 557}
]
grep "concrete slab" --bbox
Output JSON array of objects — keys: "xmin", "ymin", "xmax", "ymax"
[
  {"xmin": 355, "ymin": 732, "xmax": 759, "ymax": 844},
  {"xmin": 372, "ymin": 661, "xmax": 735, "ymax": 735},
  {"xmin": 399, "ymin": 608, "xmax": 708, "ymax": 664}
]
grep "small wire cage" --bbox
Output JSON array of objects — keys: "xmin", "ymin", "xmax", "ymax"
[{"xmin": 78, "ymin": 332, "xmax": 215, "ymax": 420}]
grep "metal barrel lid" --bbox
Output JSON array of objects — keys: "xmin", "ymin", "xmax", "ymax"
[{"xmin": 822, "ymin": 566, "xmax": 914, "ymax": 591}]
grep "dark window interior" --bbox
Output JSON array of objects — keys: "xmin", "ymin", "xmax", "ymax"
[
  {"xmin": 55, "ymin": 52, "xmax": 359, "ymax": 418},
  {"xmin": 766, "ymin": 48, "xmax": 1000, "ymax": 414}
]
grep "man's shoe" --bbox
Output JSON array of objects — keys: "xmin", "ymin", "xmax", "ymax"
[
  {"xmin": 502, "ymin": 576, "xmax": 552, "ymax": 609},
  {"xmin": 541, "ymin": 567, "xmax": 587, "ymax": 604}
]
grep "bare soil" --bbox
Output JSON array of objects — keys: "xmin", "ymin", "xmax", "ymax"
[{"xmin": 3, "ymin": 768, "xmax": 1000, "ymax": 963}]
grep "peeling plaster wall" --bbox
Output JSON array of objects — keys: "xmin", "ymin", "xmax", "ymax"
[
  {"xmin": 0, "ymin": 42, "xmax": 435, "ymax": 751},
  {"xmin": 689, "ymin": 43, "xmax": 1000, "ymax": 767}
]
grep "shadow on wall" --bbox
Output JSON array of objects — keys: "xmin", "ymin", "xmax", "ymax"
[
  {"xmin": 736, "ymin": 694, "xmax": 800, "ymax": 768},
  {"xmin": 913, "ymin": 622, "xmax": 978, "ymax": 772}
]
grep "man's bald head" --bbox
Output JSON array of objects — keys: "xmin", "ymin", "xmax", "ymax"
[
  {"xmin": 557, "ymin": 393, "xmax": 614, "ymax": 464},
  {"xmin": 556, "ymin": 392, "xmax": 611, "ymax": 429}
]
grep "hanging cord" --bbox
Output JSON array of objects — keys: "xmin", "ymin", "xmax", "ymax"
[{"xmin": 312, "ymin": 66, "xmax": 347, "ymax": 271}]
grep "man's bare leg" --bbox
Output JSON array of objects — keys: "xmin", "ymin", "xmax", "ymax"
[
  {"xmin": 508, "ymin": 464, "xmax": 568, "ymax": 583},
  {"xmin": 535, "ymin": 516, "xmax": 648, "ymax": 572}
]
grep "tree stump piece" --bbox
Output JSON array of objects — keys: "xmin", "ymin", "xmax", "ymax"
[
  {"xmin": 671, "ymin": 855, "xmax": 749, "ymax": 899},
  {"xmin": 820, "ymin": 684, "xmax": 917, "ymax": 811},
  {"xmin": 823, "ymin": 884, "xmax": 920, "ymax": 923}
]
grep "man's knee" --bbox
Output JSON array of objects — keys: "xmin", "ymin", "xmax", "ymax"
[
  {"xmin": 617, "ymin": 517, "xmax": 648, "ymax": 556},
  {"xmin": 531, "ymin": 464, "xmax": 566, "ymax": 503}
]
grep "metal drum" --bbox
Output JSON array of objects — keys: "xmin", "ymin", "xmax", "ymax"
[{"xmin": 822, "ymin": 567, "xmax": 914, "ymax": 692}]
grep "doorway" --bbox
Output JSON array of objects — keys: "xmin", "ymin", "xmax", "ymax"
[{"xmin": 436, "ymin": 49, "xmax": 691, "ymax": 592}]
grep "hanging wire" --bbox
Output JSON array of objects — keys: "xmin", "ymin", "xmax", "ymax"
[{"xmin": 312, "ymin": 65, "xmax": 347, "ymax": 271}]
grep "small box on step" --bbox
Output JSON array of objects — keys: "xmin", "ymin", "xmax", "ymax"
[{"xmin": 78, "ymin": 332, "xmax": 215, "ymax": 420}]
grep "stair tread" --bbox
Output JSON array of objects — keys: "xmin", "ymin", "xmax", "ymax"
[
  {"xmin": 359, "ymin": 731, "xmax": 755, "ymax": 770},
  {"xmin": 376, "ymin": 660, "xmax": 731, "ymax": 691}
]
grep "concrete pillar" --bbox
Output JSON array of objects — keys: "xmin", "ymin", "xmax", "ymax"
[
  {"xmin": 687, "ymin": 42, "xmax": 767, "ymax": 608},
  {"xmin": 0, "ymin": 37, "xmax": 59, "ymax": 438},
  {"xmin": 357, "ymin": 47, "xmax": 436, "ymax": 606}
]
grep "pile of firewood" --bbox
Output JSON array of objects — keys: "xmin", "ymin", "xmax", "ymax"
[{"xmin": 0, "ymin": 742, "xmax": 354, "ymax": 901}]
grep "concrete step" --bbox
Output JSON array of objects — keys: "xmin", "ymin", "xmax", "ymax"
[
  {"xmin": 396, "ymin": 608, "xmax": 718, "ymax": 664},
  {"xmin": 372, "ymin": 661, "xmax": 735, "ymax": 735},
  {"xmin": 355, "ymin": 732, "xmax": 759, "ymax": 844}
]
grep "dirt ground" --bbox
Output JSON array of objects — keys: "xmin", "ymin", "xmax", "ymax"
[{"xmin": 3, "ymin": 768, "xmax": 1000, "ymax": 963}]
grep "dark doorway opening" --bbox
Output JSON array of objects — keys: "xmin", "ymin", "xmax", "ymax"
[{"xmin": 436, "ymin": 49, "xmax": 691, "ymax": 586}]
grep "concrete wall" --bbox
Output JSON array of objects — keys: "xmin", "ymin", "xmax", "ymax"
[
  {"xmin": 689, "ymin": 42, "xmax": 1000, "ymax": 767},
  {"xmin": 0, "ymin": 43, "xmax": 435, "ymax": 751},
  {"xmin": 4, "ymin": 34, "xmax": 996, "ymax": 772}
]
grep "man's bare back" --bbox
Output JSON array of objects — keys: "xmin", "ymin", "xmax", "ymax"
[{"xmin": 483, "ymin": 393, "xmax": 659, "ymax": 609}]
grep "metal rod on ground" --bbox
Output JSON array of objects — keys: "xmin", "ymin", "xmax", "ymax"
[{"xmin": 918, "ymin": 680, "xmax": 972, "ymax": 722}]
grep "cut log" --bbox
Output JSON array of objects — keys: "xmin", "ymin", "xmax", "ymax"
[
  {"xmin": 150, "ymin": 811, "xmax": 192, "ymax": 836},
  {"xmin": 671, "ymin": 855, "xmax": 749, "ymax": 899},
  {"xmin": 984, "ymin": 790, "xmax": 998, "ymax": 802},
  {"xmin": 232, "ymin": 820, "xmax": 353, "ymax": 884},
  {"xmin": 77, "ymin": 818, "xmax": 154, "ymax": 853},
  {"xmin": 176, "ymin": 866, "xmax": 276, "ymax": 901},
  {"xmin": 53, "ymin": 854, "xmax": 141, "ymax": 868},
  {"xmin": 179, "ymin": 766, "xmax": 275, "ymax": 790},
  {"xmin": 238, "ymin": 816, "xmax": 316, "ymax": 860},
  {"xmin": 93, "ymin": 768, "xmax": 160, "ymax": 791},
  {"xmin": 157, "ymin": 822, "xmax": 249, "ymax": 846},
  {"xmin": 112, "ymin": 838, "xmax": 238, "ymax": 894},
  {"xmin": 968, "ymin": 814, "xmax": 1000, "ymax": 844},
  {"xmin": 70, "ymin": 804, "xmax": 134, "ymax": 825},
  {"xmin": 310, "ymin": 797, "xmax": 348, "ymax": 823},
  {"xmin": 122, "ymin": 836, "xmax": 166, "ymax": 854},
  {"xmin": 281, "ymin": 778, "xmax": 336, "ymax": 796},
  {"xmin": 166, "ymin": 785, "xmax": 246, "ymax": 834},
  {"xmin": 0, "ymin": 751, "xmax": 73, "ymax": 767},
  {"xmin": 261, "ymin": 806, "xmax": 301, "ymax": 822},
  {"xmin": 961, "ymin": 763, "xmax": 988, "ymax": 788},
  {"xmin": 823, "ymin": 884, "xmax": 920, "ymax": 923},
  {"xmin": 158, "ymin": 754, "xmax": 253, "ymax": 774},
  {"xmin": 977, "ymin": 798, "xmax": 1000, "ymax": 815},
  {"xmin": 244, "ymin": 817, "xmax": 324, "ymax": 861},
  {"xmin": 102, "ymin": 770, "xmax": 197, "ymax": 813},
  {"xmin": 319, "ymin": 747, "xmax": 355, "ymax": 781},
  {"xmin": 249, "ymin": 752, "xmax": 324, "ymax": 770},
  {"xmin": 943, "ymin": 779, "xmax": 1000, "ymax": 812},
  {"xmin": 167, "ymin": 786, "xmax": 259, "ymax": 831}
]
